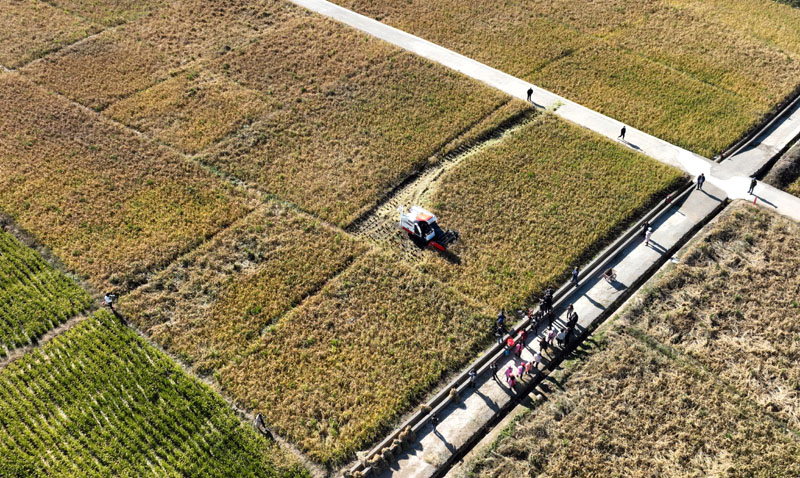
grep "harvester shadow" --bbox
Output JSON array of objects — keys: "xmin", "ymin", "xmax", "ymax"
[{"xmin": 437, "ymin": 248, "xmax": 461, "ymax": 265}]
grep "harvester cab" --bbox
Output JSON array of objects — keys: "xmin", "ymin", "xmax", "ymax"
[{"xmin": 399, "ymin": 206, "xmax": 459, "ymax": 251}]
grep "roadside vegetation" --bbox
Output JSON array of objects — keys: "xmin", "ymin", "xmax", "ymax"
[
  {"xmin": 465, "ymin": 203, "xmax": 800, "ymax": 476},
  {"xmin": 764, "ymin": 140, "xmax": 800, "ymax": 197},
  {"xmin": 0, "ymin": 72, "xmax": 249, "ymax": 293},
  {"xmin": 422, "ymin": 113, "xmax": 684, "ymax": 309},
  {"xmin": 332, "ymin": 0, "xmax": 800, "ymax": 157},
  {"xmin": 218, "ymin": 250, "xmax": 491, "ymax": 465},
  {"xmin": 121, "ymin": 202, "xmax": 368, "ymax": 376},
  {"xmin": 0, "ymin": 310, "xmax": 307, "ymax": 477},
  {"xmin": 0, "ymin": 226, "xmax": 91, "ymax": 357}
]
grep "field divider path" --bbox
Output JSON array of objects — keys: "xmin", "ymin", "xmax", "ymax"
[
  {"xmin": 288, "ymin": 0, "xmax": 800, "ymax": 223},
  {"xmin": 353, "ymin": 182, "xmax": 726, "ymax": 478}
]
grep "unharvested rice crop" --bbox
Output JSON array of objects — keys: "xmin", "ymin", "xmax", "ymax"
[
  {"xmin": 218, "ymin": 250, "xmax": 491, "ymax": 465},
  {"xmin": 332, "ymin": 0, "xmax": 800, "ymax": 156},
  {"xmin": 21, "ymin": 0, "xmax": 290, "ymax": 110},
  {"xmin": 0, "ymin": 310, "xmax": 308, "ymax": 477},
  {"xmin": 422, "ymin": 113, "xmax": 684, "ymax": 310},
  {"xmin": 624, "ymin": 202, "xmax": 800, "ymax": 429},
  {"xmin": 0, "ymin": 72, "xmax": 248, "ymax": 292},
  {"xmin": 106, "ymin": 68, "xmax": 269, "ymax": 153},
  {"xmin": 122, "ymin": 202, "xmax": 368, "ymax": 376},
  {"xmin": 466, "ymin": 327, "xmax": 800, "ymax": 477},
  {"xmin": 0, "ymin": 0, "xmax": 101, "ymax": 69},
  {"xmin": 0, "ymin": 225, "xmax": 90, "ymax": 357},
  {"xmin": 201, "ymin": 14, "xmax": 513, "ymax": 226},
  {"xmin": 45, "ymin": 0, "xmax": 163, "ymax": 26}
]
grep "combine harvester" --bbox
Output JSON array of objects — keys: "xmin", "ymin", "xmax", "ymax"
[{"xmin": 399, "ymin": 206, "xmax": 459, "ymax": 252}]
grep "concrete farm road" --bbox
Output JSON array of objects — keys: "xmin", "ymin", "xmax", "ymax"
[{"xmin": 289, "ymin": 0, "xmax": 800, "ymax": 221}]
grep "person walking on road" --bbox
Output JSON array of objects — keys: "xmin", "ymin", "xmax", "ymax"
[
  {"xmin": 571, "ymin": 267, "xmax": 579, "ymax": 288},
  {"xmin": 546, "ymin": 326, "xmax": 558, "ymax": 346},
  {"xmin": 494, "ymin": 326, "xmax": 504, "ymax": 345},
  {"xmin": 526, "ymin": 87, "xmax": 533, "ymax": 102},
  {"xmin": 696, "ymin": 173, "xmax": 705, "ymax": 190},
  {"xmin": 468, "ymin": 369, "xmax": 477, "ymax": 388},
  {"xmin": 645, "ymin": 226, "xmax": 653, "ymax": 247},
  {"xmin": 514, "ymin": 340, "xmax": 524, "ymax": 357},
  {"xmin": 618, "ymin": 125, "xmax": 626, "ymax": 140},
  {"xmin": 748, "ymin": 177, "xmax": 758, "ymax": 195},
  {"xmin": 490, "ymin": 361, "xmax": 499, "ymax": 381},
  {"xmin": 431, "ymin": 414, "xmax": 440, "ymax": 431},
  {"xmin": 640, "ymin": 220, "xmax": 650, "ymax": 238}
]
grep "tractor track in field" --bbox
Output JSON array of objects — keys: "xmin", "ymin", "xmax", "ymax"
[{"xmin": 347, "ymin": 113, "xmax": 538, "ymax": 263}]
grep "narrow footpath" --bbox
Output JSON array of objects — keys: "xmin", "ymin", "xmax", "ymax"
[{"xmin": 289, "ymin": 0, "xmax": 800, "ymax": 222}]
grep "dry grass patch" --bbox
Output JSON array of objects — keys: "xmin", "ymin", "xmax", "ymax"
[
  {"xmin": 106, "ymin": 68, "xmax": 269, "ymax": 153},
  {"xmin": 0, "ymin": 0, "xmax": 101, "ymax": 68},
  {"xmin": 121, "ymin": 202, "xmax": 368, "ymax": 376},
  {"xmin": 421, "ymin": 113, "xmax": 683, "ymax": 310},
  {"xmin": 21, "ymin": 0, "xmax": 288, "ymax": 110},
  {"xmin": 0, "ymin": 310, "xmax": 308, "ymax": 477},
  {"xmin": 0, "ymin": 73, "xmax": 248, "ymax": 292},
  {"xmin": 467, "ymin": 328, "xmax": 800, "ymax": 477},
  {"xmin": 0, "ymin": 225, "xmax": 91, "ymax": 356},
  {"xmin": 625, "ymin": 203, "xmax": 800, "ymax": 429},
  {"xmin": 201, "ymin": 14, "xmax": 512, "ymax": 227},
  {"xmin": 333, "ymin": 0, "xmax": 800, "ymax": 156},
  {"xmin": 218, "ymin": 250, "xmax": 491, "ymax": 465}
]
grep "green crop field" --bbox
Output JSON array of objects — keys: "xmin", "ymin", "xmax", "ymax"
[
  {"xmin": 465, "ymin": 203, "xmax": 800, "ymax": 477},
  {"xmin": 332, "ymin": 0, "xmax": 800, "ymax": 157},
  {"xmin": 421, "ymin": 113, "xmax": 684, "ymax": 310},
  {"xmin": 0, "ymin": 310, "xmax": 306, "ymax": 477},
  {"xmin": 0, "ymin": 226, "xmax": 90, "ymax": 357}
]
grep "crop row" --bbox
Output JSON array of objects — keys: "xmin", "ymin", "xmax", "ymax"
[
  {"xmin": 0, "ymin": 72, "xmax": 248, "ymax": 293},
  {"xmin": 0, "ymin": 310, "xmax": 307, "ymax": 477},
  {"xmin": 421, "ymin": 112, "xmax": 684, "ymax": 310},
  {"xmin": 332, "ymin": 0, "xmax": 800, "ymax": 157},
  {"xmin": 0, "ymin": 226, "xmax": 90, "ymax": 356}
]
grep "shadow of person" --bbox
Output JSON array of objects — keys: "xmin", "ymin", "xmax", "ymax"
[
  {"xmin": 647, "ymin": 239, "xmax": 667, "ymax": 254},
  {"xmin": 433, "ymin": 429, "xmax": 456, "ymax": 454},
  {"xmin": 753, "ymin": 195, "xmax": 778, "ymax": 208}
]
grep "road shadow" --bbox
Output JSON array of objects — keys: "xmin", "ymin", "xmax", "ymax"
[
  {"xmin": 647, "ymin": 239, "xmax": 667, "ymax": 254},
  {"xmin": 433, "ymin": 429, "xmax": 456, "ymax": 454},
  {"xmin": 700, "ymin": 188, "xmax": 724, "ymax": 202},
  {"xmin": 753, "ymin": 194, "xmax": 777, "ymax": 208}
]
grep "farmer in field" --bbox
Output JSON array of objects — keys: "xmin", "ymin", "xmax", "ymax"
[
  {"xmin": 526, "ymin": 87, "xmax": 533, "ymax": 102},
  {"xmin": 104, "ymin": 293, "xmax": 116, "ymax": 312},
  {"xmin": 696, "ymin": 173, "xmax": 705, "ymax": 190},
  {"xmin": 748, "ymin": 177, "xmax": 758, "ymax": 195}
]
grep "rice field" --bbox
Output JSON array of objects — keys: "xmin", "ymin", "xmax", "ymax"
[
  {"xmin": 200, "ymin": 13, "xmax": 514, "ymax": 226},
  {"xmin": 0, "ymin": 226, "xmax": 91, "ymax": 357},
  {"xmin": 332, "ymin": 0, "xmax": 800, "ymax": 157},
  {"xmin": 0, "ymin": 310, "xmax": 307, "ymax": 477},
  {"xmin": 464, "ymin": 202, "xmax": 800, "ymax": 477},
  {"xmin": 218, "ymin": 250, "xmax": 491, "ymax": 465},
  {"xmin": 0, "ymin": 0, "xmax": 101, "ymax": 69},
  {"xmin": 121, "ymin": 202, "xmax": 369, "ymax": 376},
  {"xmin": 0, "ymin": 72, "xmax": 249, "ymax": 292},
  {"xmin": 421, "ymin": 113, "xmax": 684, "ymax": 310}
]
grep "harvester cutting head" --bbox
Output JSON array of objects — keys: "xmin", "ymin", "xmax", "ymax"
[{"xmin": 399, "ymin": 206, "xmax": 459, "ymax": 251}]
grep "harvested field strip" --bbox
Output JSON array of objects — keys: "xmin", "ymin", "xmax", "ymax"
[
  {"xmin": 421, "ymin": 113, "xmax": 684, "ymax": 310},
  {"xmin": 349, "ymin": 102, "xmax": 537, "ymax": 263},
  {"xmin": 0, "ymin": 226, "xmax": 91, "ymax": 357},
  {"xmin": 332, "ymin": 0, "xmax": 800, "ymax": 157},
  {"xmin": 623, "ymin": 203, "xmax": 800, "ymax": 429},
  {"xmin": 466, "ymin": 326, "xmax": 800, "ymax": 477},
  {"xmin": 218, "ymin": 249, "xmax": 492, "ymax": 465},
  {"xmin": 200, "ymin": 13, "xmax": 514, "ymax": 227},
  {"xmin": 0, "ymin": 0, "xmax": 102, "ymax": 69},
  {"xmin": 0, "ymin": 72, "xmax": 249, "ymax": 293},
  {"xmin": 122, "ymin": 202, "xmax": 369, "ymax": 377},
  {"xmin": 0, "ymin": 310, "xmax": 308, "ymax": 477}
]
